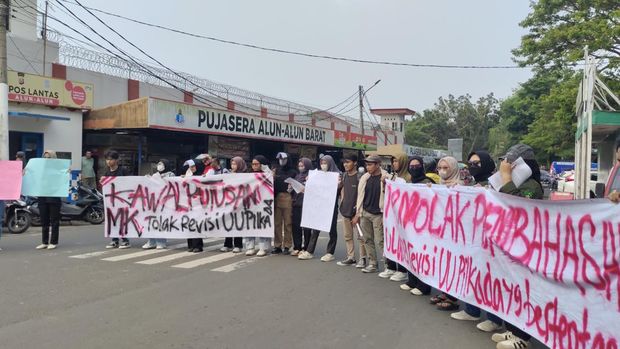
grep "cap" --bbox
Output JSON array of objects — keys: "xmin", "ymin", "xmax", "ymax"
[
  {"xmin": 15, "ymin": 151, "xmax": 25, "ymax": 158},
  {"xmin": 276, "ymin": 152, "xmax": 288, "ymax": 159},
  {"xmin": 183, "ymin": 159, "xmax": 196, "ymax": 167},
  {"xmin": 503, "ymin": 144, "xmax": 535, "ymax": 163},
  {"xmin": 365, "ymin": 155, "xmax": 382, "ymax": 164},
  {"xmin": 196, "ymin": 153, "xmax": 211, "ymax": 160},
  {"xmin": 343, "ymin": 153, "xmax": 358, "ymax": 162}
]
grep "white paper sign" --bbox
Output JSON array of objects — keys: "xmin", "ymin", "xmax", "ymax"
[
  {"xmin": 284, "ymin": 177, "xmax": 305, "ymax": 193},
  {"xmin": 300, "ymin": 170, "xmax": 339, "ymax": 232},
  {"xmin": 488, "ymin": 157, "xmax": 533, "ymax": 190}
]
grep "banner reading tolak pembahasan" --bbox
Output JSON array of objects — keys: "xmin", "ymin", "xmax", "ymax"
[
  {"xmin": 102, "ymin": 173, "xmax": 274, "ymax": 239},
  {"xmin": 382, "ymin": 181, "xmax": 620, "ymax": 349}
]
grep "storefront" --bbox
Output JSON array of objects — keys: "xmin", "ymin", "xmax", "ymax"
[
  {"xmin": 7, "ymin": 70, "xmax": 93, "ymax": 170},
  {"xmin": 84, "ymin": 97, "xmax": 377, "ymax": 175}
]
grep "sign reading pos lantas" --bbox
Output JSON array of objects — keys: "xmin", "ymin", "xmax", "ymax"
[
  {"xmin": 148, "ymin": 99, "xmax": 335, "ymax": 146},
  {"xmin": 8, "ymin": 71, "xmax": 94, "ymax": 109}
]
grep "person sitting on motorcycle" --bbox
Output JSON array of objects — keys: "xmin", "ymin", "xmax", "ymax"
[{"xmin": 142, "ymin": 159, "xmax": 175, "ymax": 250}]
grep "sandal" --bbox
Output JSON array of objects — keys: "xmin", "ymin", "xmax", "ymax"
[
  {"xmin": 436, "ymin": 300, "xmax": 459, "ymax": 311},
  {"xmin": 429, "ymin": 294, "xmax": 447, "ymax": 305}
]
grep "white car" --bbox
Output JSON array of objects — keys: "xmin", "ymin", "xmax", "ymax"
[{"xmin": 556, "ymin": 170, "xmax": 598, "ymax": 196}]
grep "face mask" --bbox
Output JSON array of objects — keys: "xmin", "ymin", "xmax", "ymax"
[
  {"xmin": 279, "ymin": 159, "xmax": 287, "ymax": 166},
  {"xmin": 408, "ymin": 166, "xmax": 424, "ymax": 178},
  {"xmin": 468, "ymin": 165, "xmax": 481, "ymax": 178},
  {"xmin": 298, "ymin": 166, "xmax": 305, "ymax": 172},
  {"xmin": 321, "ymin": 164, "xmax": 329, "ymax": 171},
  {"xmin": 156, "ymin": 163, "xmax": 165, "ymax": 172},
  {"xmin": 438, "ymin": 170, "xmax": 449, "ymax": 179}
]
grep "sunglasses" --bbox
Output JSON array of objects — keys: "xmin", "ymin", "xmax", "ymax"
[{"xmin": 468, "ymin": 161, "xmax": 481, "ymax": 166}]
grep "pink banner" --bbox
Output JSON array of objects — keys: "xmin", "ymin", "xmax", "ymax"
[{"xmin": 0, "ymin": 161, "xmax": 23, "ymax": 200}]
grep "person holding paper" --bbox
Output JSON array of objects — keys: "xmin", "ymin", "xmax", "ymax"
[
  {"xmin": 272, "ymin": 152, "xmax": 297, "ymax": 255},
  {"xmin": 290, "ymin": 157, "xmax": 314, "ymax": 256},
  {"xmin": 298, "ymin": 155, "xmax": 340, "ymax": 261},
  {"xmin": 245, "ymin": 155, "xmax": 272, "ymax": 257},
  {"xmin": 352, "ymin": 155, "xmax": 389, "ymax": 273},
  {"xmin": 379, "ymin": 153, "xmax": 411, "ymax": 282},
  {"xmin": 35, "ymin": 150, "xmax": 63, "ymax": 250},
  {"xmin": 103, "ymin": 150, "xmax": 131, "ymax": 250},
  {"xmin": 220, "ymin": 157, "xmax": 245, "ymax": 253},
  {"xmin": 336, "ymin": 154, "xmax": 367, "ymax": 268},
  {"xmin": 142, "ymin": 159, "xmax": 175, "ymax": 250}
]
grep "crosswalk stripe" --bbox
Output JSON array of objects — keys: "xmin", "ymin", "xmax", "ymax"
[
  {"xmin": 211, "ymin": 256, "xmax": 264, "ymax": 273},
  {"xmin": 70, "ymin": 251, "xmax": 110, "ymax": 259},
  {"xmin": 136, "ymin": 245, "xmax": 222, "ymax": 265},
  {"xmin": 171, "ymin": 252, "xmax": 238, "ymax": 269},
  {"xmin": 68, "ymin": 239, "xmax": 225, "ymax": 261},
  {"xmin": 100, "ymin": 243, "xmax": 187, "ymax": 262}
]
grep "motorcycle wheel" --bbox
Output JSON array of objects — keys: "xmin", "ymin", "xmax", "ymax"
[
  {"xmin": 85, "ymin": 206, "xmax": 105, "ymax": 225},
  {"xmin": 31, "ymin": 214, "xmax": 41, "ymax": 226},
  {"xmin": 8, "ymin": 212, "xmax": 32, "ymax": 234}
]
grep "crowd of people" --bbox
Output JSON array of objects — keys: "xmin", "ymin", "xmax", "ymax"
[{"xmin": 2, "ymin": 140, "xmax": 620, "ymax": 349}]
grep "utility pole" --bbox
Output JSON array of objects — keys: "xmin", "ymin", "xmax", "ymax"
[
  {"xmin": 42, "ymin": 0, "xmax": 48, "ymax": 75},
  {"xmin": 359, "ymin": 85, "xmax": 364, "ymax": 137},
  {"xmin": 0, "ymin": 0, "xmax": 10, "ymax": 160}
]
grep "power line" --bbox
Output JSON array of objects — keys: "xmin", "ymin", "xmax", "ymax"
[
  {"xmin": 56, "ymin": 0, "xmax": 523, "ymax": 70},
  {"xmin": 8, "ymin": 34, "xmax": 41, "ymax": 74}
]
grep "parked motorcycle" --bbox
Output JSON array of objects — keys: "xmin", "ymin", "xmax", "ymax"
[
  {"xmin": 29, "ymin": 185, "xmax": 105, "ymax": 225},
  {"xmin": 3, "ymin": 199, "xmax": 32, "ymax": 234}
]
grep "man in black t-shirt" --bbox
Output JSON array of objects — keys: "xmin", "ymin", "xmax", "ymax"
[
  {"xmin": 102, "ymin": 150, "xmax": 131, "ymax": 249},
  {"xmin": 336, "ymin": 154, "xmax": 367, "ymax": 268}
]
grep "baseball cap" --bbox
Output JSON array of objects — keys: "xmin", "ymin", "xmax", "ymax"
[
  {"xmin": 503, "ymin": 144, "xmax": 535, "ymax": 163},
  {"xmin": 276, "ymin": 152, "xmax": 288, "ymax": 159},
  {"xmin": 365, "ymin": 155, "xmax": 382, "ymax": 163}
]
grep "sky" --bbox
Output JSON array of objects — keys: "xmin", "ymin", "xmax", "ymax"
[{"xmin": 47, "ymin": 0, "xmax": 534, "ymax": 119}]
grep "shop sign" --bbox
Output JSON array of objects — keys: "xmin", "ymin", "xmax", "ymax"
[
  {"xmin": 334, "ymin": 130, "xmax": 377, "ymax": 150},
  {"xmin": 8, "ymin": 71, "xmax": 94, "ymax": 109}
]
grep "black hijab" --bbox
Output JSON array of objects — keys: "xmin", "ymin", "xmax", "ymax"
[
  {"xmin": 408, "ymin": 156, "xmax": 435, "ymax": 184},
  {"xmin": 468, "ymin": 151, "xmax": 496, "ymax": 184}
]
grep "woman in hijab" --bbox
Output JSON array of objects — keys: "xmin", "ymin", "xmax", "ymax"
[
  {"xmin": 379, "ymin": 153, "xmax": 411, "ymax": 282},
  {"xmin": 220, "ymin": 157, "xmax": 247, "ymax": 253},
  {"xmin": 245, "ymin": 155, "xmax": 272, "ymax": 256},
  {"xmin": 466, "ymin": 151, "xmax": 495, "ymax": 186},
  {"xmin": 35, "ymin": 150, "xmax": 63, "ymax": 250},
  {"xmin": 143, "ymin": 159, "xmax": 176, "ymax": 250},
  {"xmin": 298, "ymin": 155, "xmax": 340, "ymax": 261},
  {"xmin": 291, "ymin": 157, "xmax": 314, "ymax": 256}
]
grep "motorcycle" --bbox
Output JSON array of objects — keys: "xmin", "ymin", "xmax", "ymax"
[
  {"xmin": 29, "ymin": 185, "xmax": 105, "ymax": 225},
  {"xmin": 3, "ymin": 199, "xmax": 32, "ymax": 234}
]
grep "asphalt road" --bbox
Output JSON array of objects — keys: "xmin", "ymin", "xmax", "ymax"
[{"xmin": 0, "ymin": 223, "xmax": 546, "ymax": 349}]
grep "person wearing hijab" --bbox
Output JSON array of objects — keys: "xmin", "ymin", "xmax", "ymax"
[
  {"xmin": 298, "ymin": 155, "xmax": 340, "ymax": 261},
  {"xmin": 35, "ymin": 150, "xmax": 63, "ymax": 250},
  {"xmin": 425, "ymin": 158, "xmax": 441, "ymax": 184},
  {"xmin": 379, "ymin": 153, "xmax": 410, "ymax": 281},
  {"xmin": 291, "ymin": 157, "xmax": 314, "ymax": 256},
  {"xmin": 142, "ymin": 159, "xmax": 176, "ymax": 250},
  {"xmin": 221, "ymin": 157, "xmax": 246, "ymax": 253},
  {"xmin": 466, "ymin": 151, "xmax": 495, "ymax": 186},
  {"xmin": 184, "ymin": 158, "xmax": 203, "ymax": 253},
  {"xmin": 245, "ymin": 155, "xmax": 272, "ymax": 256},
  {"xmin": 400, "ymin": 156, "xmax": 435, "ymax": 296}
]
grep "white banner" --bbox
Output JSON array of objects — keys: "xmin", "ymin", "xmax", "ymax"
[
  {"xmin": 383, "ymin": 181, "xmax": 620, "ymax": 349},
  {"xmin": 301, "ymin": 170, "xmax": 339, "ymax": 232},
  {"xmin": 102, "ymin": 173, "xmax": 274, "ymax": 239}
]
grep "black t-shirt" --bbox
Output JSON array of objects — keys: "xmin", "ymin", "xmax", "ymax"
[
  {"xmin": 340, "ymin": 172, "xmax": 360, "ymax": 218},
  {"xmin": 104, "ymin": 166, "xmax": 127, "ymax": 177},
  {"xmin": 363, "ymin": 174, "xmax": 382, "ymax": 214}
]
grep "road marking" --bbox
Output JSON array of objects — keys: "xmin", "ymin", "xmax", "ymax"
[
  {"xmin": 70, "ymin": 251, "xmax": 111, "ymax": 259},
  {"xmin": 100, "ymin": 243, "xmax": 187, "ymax": 261},
  {"xmin": 171, "ymin": 252, "xmax": 238, "ymax": 269},
  {"xmin": 136, "ymin": 245, "xmax": 222, "ymax": 265},
  {"xmin": 67, "ymin": 239, "xmax": 224, "ymax": 261},
  {"xmin": 211, "ymin": 256, "xmax": 264, "ymax": 272}
]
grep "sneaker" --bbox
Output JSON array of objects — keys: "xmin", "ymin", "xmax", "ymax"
[
  {"xmin": 477, "ymin": 320, "xmax": 502, "ymax": 332},
  {"xmin": 106, "ymin": 241, "xmax": 118, "ymax": 249},
  {"xmin": 496, "ymin": 338, "xmax": 528, "ymax": 349},
  {"xmin": 298, "ymin": 251, "xmax": 313, "ymax": 260},
  {"xmin": 355, "ymin": 258, "xmax": 367, "ymax": 269},
  {"xmin": 192, "ymin": 248, "xmax": 203, "ymax": 253},
  {"xmin": 389, "ymin": 271, "xmax": 408, "ymax": 282},
  {"xmin": 220, "ymin": 246, "xmax": 231, "ymax": 252},
  {"xmin": 378, "ymin": 268, "xmax": 396, "ymax": 279},
  {"xmin": 410, "ymin": 288, "xmax": 423, "ymax": 296},
  {"xmin": 271, "ymin": 247, "xmax": 283, "ymax": 255},
  {"xmin": 156, "ymin": 245, "xmax": 167, "ymax": 250},
  {"xmin": 362, "ymin": 265, "xmax": 378, "ymax": 273},
  {"xmin": 282, "ymin": 247, "xmax": 291, "ymax": 255},
  {"xmin": 142, "ymin": 242, "xmax": 156, "ymax": 250},
  {"xmin": 256, "ymin": 249, "xmax": 267, "ymax": 257},
  {"xmin": 451, "ymin": 310, "xmax": 480, "ymax": 321},
  {"xmin": 337, "ymin": 258, "xmax": 356, "ymax": 266},
  {"xmin": 320, "ymin": 253, "xmax": 335, "ymax": 262},
  {"xmin": 492, "ymin": 331, "xmax": 514, "ymax": 343},
  {"xmin": 36, "ymin": 244, "xmax": 48, "ymax": 250},
  {"xmin": 119, "ymin": 241, "xmax": 131, "ymax": 249},
  {"xmin": 291, "ymin": 249, "xmax": 300, "ymax": 256},
  {"xmin": 47, "ymin": 244, "xmax": 57, "ymax": 250},
  {"xmin": 232, "ymin": 247, "xmax": 242, "ymax": 253},
  {"xmin": 400, "ymin": 283, "xmax": 412, "ymax": 291},
  {"xmin": 246, "ymin": 249, "xmax": 257, "ymax": 256}
]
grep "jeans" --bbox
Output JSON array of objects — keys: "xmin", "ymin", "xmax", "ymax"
[
  {"xmin": 244, "ymin": 237, "xmax": 271, "ymax": 251},
  {"xmin": 305, "ymin": 203, "xmax": 338, "ymax": 255},
  {"xmin": 146, "ymin": 238, "xmax": 166, "ymax": 247},
  {"xmin": 40, "ymin": 201, "xmax": 61, "ymax": 245},
  {"xmin": 465, "ymin": 304, "xmax": 502, "ymax": 324},
  {"xmin": 359, "ymin": 211, "xmax": 383, "ymax": 267},
  {"xmin": 224, "ymin": 237, "xmax": 243, "ymax": 249}
]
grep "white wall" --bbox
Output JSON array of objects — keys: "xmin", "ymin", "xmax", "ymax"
[
  {"xmin": 7, "ymin": 35, "xmax": 59, "ymax": 76},
  {"xmin": 140, "ymin": 81, "xmax": 184, "ymax": 101},
  {"xmin": 67, "ymin": 68, "xmax": 128, "ymax": 108},
  {"xmin": 8, "ymin": 103, "xmax": 83, "ymax": 170}
]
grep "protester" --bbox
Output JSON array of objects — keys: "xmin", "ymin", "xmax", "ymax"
[
  {"xmin": 336, "ymin": 154, "xmax": 367, "ymax": 268},
  {"xmin": 291, "ymin": 157, "xmax": 314, "ymax": 256},
  {"xmin": 197, "ymin": 154, "xmax": 213, "ymax": 175},
  {"xmin": 206, "ymin": 158, "xmax": 229, "ymax": 176},
  {"xmin": 104, "ymin": 150, "xmax": 131, "ymax": 249},
  {"xmin": 16, "ymin": 151, "xmax": 26, "ymax": 168},
  {"xmin": 35, "ymin": 150, "xmax": 63, "ymax": 250},
  {"xmin": 245, "ymin": 155, "xmax": 272, "ymax": 257},
  {"xmin": 449, "ymin": 151, "xmax": 503, "ymax": 332},
  {"xmin": 608, "ymin": 140, "xmax": 620, "ymax": 203},
  {"xmin": 379, "ymin": 153, "xmax": 410, "ymax": 281},
  {"xmin": 400, "ymin": 156, "xmax": 435, "ymax": 295},
  {"xmin": 425, "ymin": 158, "xmax": 440, "ymax": 184},
  {"xmin": 183, "ymin": 159, "xmax": 203, "ymax": 253},
  {"xmin": 490, "ymin": 144, "xmax": 543, "ymax": 349},
  {"xmin": 272, "ymin": 152, "xmax": 296, "ymax": 255},
  {"xmin": 298, "ymin": 155, "xmax": 340, "ymax": 261},
  {"xmin": 352, "ymin": 155, "xmax": 389, "ymax": 273},
  {"xmin": 142, "ymin": 159, "xmax": 175, "ymax": 250},
  {"xmin": 81, "ymin": 150, "xmax": 97, "ymax": 189},
  {"xmin": 220, "ymin": 157, "xmax": 245, "ymax": 253},
  {"xmin": 182, "ymin": 159, "xmax": 197, "ymax": 177}
]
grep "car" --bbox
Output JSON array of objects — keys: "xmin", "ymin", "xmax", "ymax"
[
  {"xmin": 540, "ymin": 170, "xmax": 555, "ymax": 188},
  {"xmin": 555, "ymin": 170, "xmax": 599, "ymax": 197}
]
